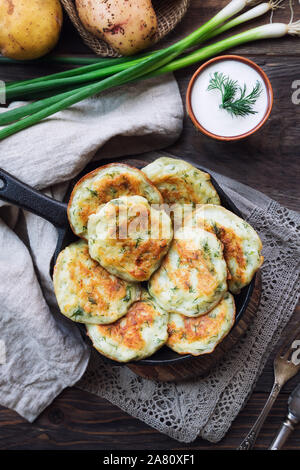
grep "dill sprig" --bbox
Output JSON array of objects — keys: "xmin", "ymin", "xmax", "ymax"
[{"xmin": 208, "ymin": 71, "xmax": 263, "ymax": 117}]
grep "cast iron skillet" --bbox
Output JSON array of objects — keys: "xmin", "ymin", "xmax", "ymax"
[{"xmin": 0, "ymin": 158, "xmax": 255, "ymax": 366}]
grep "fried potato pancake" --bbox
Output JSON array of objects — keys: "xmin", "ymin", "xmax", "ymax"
[
  {"xmin": 167, "ymin": 292, "xmax": 235, "ymax": 355},
  {"xmin": 68, "ymin": 163, "xmax": 163, "ymax": 238},
  {"xmin": 88, "ymin": 195, "xmax": 173, "ymax": 282},
  {"xmin": 186, "ymin": 205, "xmax": 263, "ymax": 293},
  {"xmin": 148, "ymin": 226, "xmax": 228, "ymax": 317},
  {"xmin": 53, "ymin": 240, "xmax": 141, "ymax": 324},
  {"xmin": 143, "ymin": 157, "xmax": 220, "ymax": 207},
  {"xmin": 86, "ymin": 290, "xmax": 169, "ymax": 362}
]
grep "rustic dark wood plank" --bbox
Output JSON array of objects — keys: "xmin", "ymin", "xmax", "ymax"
[
  {"xmin": 0, "ymin": 388, "xmax": 299, "ymax": 450},
  {"xmin": 0, "ymin": 0, "xmax": 299, "ymax": 451}
]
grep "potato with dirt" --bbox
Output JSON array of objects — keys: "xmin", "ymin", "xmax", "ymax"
[
  {"xmin": 0, "ymin": 0, "xmax": 63, "ymax": 60},
  {"xmin": 76, "ymin": 0, "xmax": 158, "ymax": 56}
]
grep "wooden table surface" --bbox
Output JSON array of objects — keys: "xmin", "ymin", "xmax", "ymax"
[{"xmin": 0, "ymin": 0, "xmax": 299, "ymax": 451}]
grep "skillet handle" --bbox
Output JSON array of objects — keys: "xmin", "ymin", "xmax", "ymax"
[{"xmin": 0, "ymin": 168, "xmax": 68, "ymax": 228}]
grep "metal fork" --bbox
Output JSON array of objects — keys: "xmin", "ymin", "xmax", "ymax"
[{"xmin": 237, "ymin": 324, "xmax": 300, "ymax": 450}]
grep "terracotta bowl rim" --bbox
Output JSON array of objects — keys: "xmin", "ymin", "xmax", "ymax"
[{"xmin": 186, "ymin": 54, "xmax": 273, "ymax": 142}]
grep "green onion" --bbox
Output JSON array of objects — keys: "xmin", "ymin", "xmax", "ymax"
[
  {"xmin": 5, "ymin": 56, "xmax": 150, "ymax": 100},
  {"xmin": 0, "ymin": 20, "xmax": 294, "ymax": 130},
  {"xmin": 0, "ymin": 22, "xmax": 295, "ymax": 132},
  {"xmin": 206, "ymin": 0, "xmax": 283, "ymax": 40},
  {"xmin": 6, "ymin": 52, "xmax": 155, "ymax": 91},
  {"xmin": 4, "ymin": 0, "xmax": 258, "ymax": 101},
  {"xmin": 0, "ymin": 3, "xmax": 298, "ymax": 140},
  {"xmin": 0, "ymin": 1, "xmax": 256, "ymax": 118},
  {"xmin": 153, "ymin": 22, "xmax": 291, "ymax": 76},
  {"xmin": 0, "ymin": 16, "xmax": 293, "ymax": 128},
  {"xmin": 0, "ymin": 55, "xmax": 121, "ymax": 65}
]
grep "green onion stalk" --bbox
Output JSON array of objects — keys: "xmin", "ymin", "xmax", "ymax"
[
  {"xmin": 207, "ymin": 0, "xmax": 284, "ymax": 39},
  {"xmin": 153, "ymin": 21, "xmax": 296, "ymax": 76},
  {"xmin": 5, "ymin": 52, "xmax": 155, "ymax": 90},
  {"xmin": 0, "ymin": 56, "xmax": 114, "ymax": 65}
]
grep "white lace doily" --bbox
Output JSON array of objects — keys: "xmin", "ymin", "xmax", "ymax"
[{"xmin": 78, "ymin": 190, "xmax": 300, "ymax": 443}]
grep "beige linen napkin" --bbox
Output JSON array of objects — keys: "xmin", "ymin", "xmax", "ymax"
[{"xmin": 0, "ymin": 75, "xmax": 183, "ymax": 422}]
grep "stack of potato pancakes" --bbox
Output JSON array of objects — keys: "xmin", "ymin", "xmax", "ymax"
[{"xmin": 54, "ymin": 157, "xmax": 263, "ymax": 362}]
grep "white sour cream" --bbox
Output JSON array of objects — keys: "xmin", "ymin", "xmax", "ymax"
[{"xmin": 190, "ymin": 59, "xmax": 269, "ymax": 138}]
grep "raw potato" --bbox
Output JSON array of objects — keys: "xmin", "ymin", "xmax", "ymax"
[
  {"xmin": 0, "ymin": 0, "xmax": 63, "ymax": 60},
  {"xmin": 76, "ymin": 0, "xmax": 158, "ymax": 56}
]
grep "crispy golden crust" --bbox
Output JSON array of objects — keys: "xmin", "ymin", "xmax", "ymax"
[
  {"xmin": 167, "ymin": 292, "xmax": 236, "ymax": 355},
  {"xmin": 215, "ymin": 226, "xmax": 247, "ymax": 285},
  {"xmin": 143, "ymin": 157, "xmax": 220, "ymax": 206},
  {"xmin": 151, "ymin": 240, "xmax": 218, "ymax": 297},
  {"xmin": 148, "ymin": 227, "xmax": 228, "ymax": 317},
  {"xmin": 93, "ymin": 301, "xmax": 154, "ymax": 350},
  {"xmin": 88, "ymin": 195, "xmax": 173, "ymax": 282},
  {"xmin": 53, "ymin": 240, "xmax": 141, "ymax": 324},
  {"xmin": 86, "ymin": 291, "xmax": 169, "ymax": 362},
  {"xmin": 186, "ymin": 205, "xmax": 263, "ymax": 293},
  {"xmin": 68, "ymin": 163, "xmax": 163, "ymax": 238}
]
